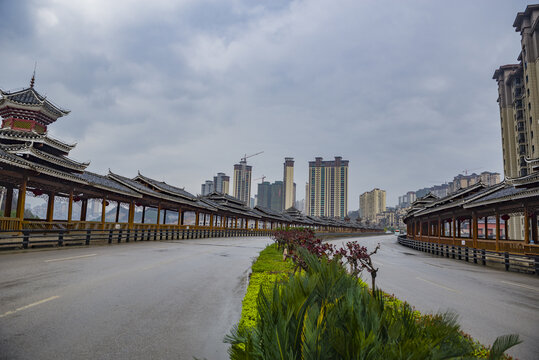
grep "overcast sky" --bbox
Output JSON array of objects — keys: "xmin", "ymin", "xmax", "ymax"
[{"xmin": 0, "ymin": 0, "xmax": 531, "ymax": 208}]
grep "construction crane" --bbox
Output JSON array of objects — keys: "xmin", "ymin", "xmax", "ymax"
[
  {"xmin": 241, "ymin": 151, "xmax": 264, "ymax": 163},
  {"xmin": 253, "ymin": 175, "xmax": 267, "ymax": 183},
  {"xmin": 238, "ymin": 151, "xmax": 264, "ymax": 205}
]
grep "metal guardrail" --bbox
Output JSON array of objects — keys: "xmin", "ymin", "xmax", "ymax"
[
  {"xmin": 397, "ymin": 235, "xmax": 539, "ymax": 275},
  {"xmin": 0, "ymin": 228, "xmax": 271, "ymax": 250}
]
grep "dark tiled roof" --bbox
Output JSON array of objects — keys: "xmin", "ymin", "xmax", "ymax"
[
  {"xmin": 77, "ymin": 171, "xmax": 141, "ymax": 197},
  {"xmin": 135, "ymin": 173, "xmax": 196, "ymax": 200},
  {"xmin": 0, "ymin": 87, "xmax": 69, "ymax": 117}
]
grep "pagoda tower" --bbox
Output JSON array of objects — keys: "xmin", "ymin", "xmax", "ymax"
[{"xmin": 0, "ymin": 77, "xmax": 89, "ymax": 174}]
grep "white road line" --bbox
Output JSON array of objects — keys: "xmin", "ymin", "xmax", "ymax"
[
  {"xmin": 416, "ymin": 277, "xmax": 459, "ymax": 293},
  {"xmin": 45, "ymin": 254, "xmax": 97, "ymax": 262},
  {"xmin": 501, "ymin": 280, "xmax": 539, "ymax": 292},
  {"xmin": 0, "ymin": 296, "xmax": 60, "ymax": 318}
]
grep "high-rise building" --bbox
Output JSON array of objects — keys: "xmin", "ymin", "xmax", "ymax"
[
  {"xmin": 307, "ymin": 156, "xmax": 348, "ymax": 218},
  {"xmin": 233, "ymin": 161, "xmax": 252, "ymax": 205},
  {"xmin": 283, "ymin": 157, "xmax": 295, "ymax": 210},
  {"xmin": 359, "ymin": 188, "xmax": 386, "ymax": 223},
  {"xmin": 213, "ymin": 172, "xmax": 230, "ymax": 194},
  {"xmin": 493, "ymin": 4, "xmax": 539, "ymax": 178},
  {"xmin": 270, "ymin": 181, "xmax": 284, "ymax": 212},
  {"xmin": 257, "ymin": 181, "xmax": 272, "ymax": 209},
  {"xmin": 304, "ymin": 182, "xmax": 309, "ymax": 215},
  {"xmin": 201, "ymin": 180, "xmax": 214, "ymax": 195}
]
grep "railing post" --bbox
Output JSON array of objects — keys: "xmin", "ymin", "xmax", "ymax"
[
  {"xmin": 182, "ymin": 229, "xmax": 185, "ymax": 239},
  {"xmin": 481, "ymin": 249, "xmax": 486, "ymax": 266},
  {"xmin": 504, "ymin": 252, "xmax": 510, "ymax": 271},
  {"xmin": 473, "ymin": 249, "xmax": 477, "ymax": 264},
  {"xmin": 126, "ymin": 229, "xmax": 130, "ymax": 242},
  {"xmin": 452, "ymin": 246, "xmax": 455, "ymax": 259},
  {"xmin": 534, "ymin": 256, "xmax": 539, "ymax": 275},
  {"xmin": 465, "ymin": 247, "xmax": 469, "ymax": 262},
  {"xmin": 58, "ymin": 230, "xmax": 64, "ymax": 247},
  {"xmin": 22, "ymin": 230, "xmax": 29, "ymax": 249},
  {"xmin": 134, "ymin": 229, "xmax": 138, "ymax": 242},
  {"xmin": 108, "ymin": 229, "xmax": 113, "ymax": 244},
  {"xmin": 86, "ymin": 229, "xmax": 91, "ymax": 245},
  {"xmin": 118, "ymin": 229, "xmax": 122, "ymax": 243}
]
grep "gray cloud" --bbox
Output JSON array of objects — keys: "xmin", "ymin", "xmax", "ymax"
[{"xmin": 0, "ymin": 0, "xmax": 530, "ymax": 206}]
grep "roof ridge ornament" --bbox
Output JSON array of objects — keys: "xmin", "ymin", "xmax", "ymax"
[{"xmin": 30, "ymin": 62, "xmax": 37, "ymax": 88}]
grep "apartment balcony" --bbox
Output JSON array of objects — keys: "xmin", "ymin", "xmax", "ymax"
[
  {"xmin": 516, "ymin": 110, "xmax": 524, "ymax": 120},
  {"xmin": 517, "ymin": 122, "xmax": 525, "ymax": 132}
]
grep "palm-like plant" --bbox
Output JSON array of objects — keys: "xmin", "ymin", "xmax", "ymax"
[{"xmin": 226, "ymin": 249, "xmax": 520, "ymax": 359}]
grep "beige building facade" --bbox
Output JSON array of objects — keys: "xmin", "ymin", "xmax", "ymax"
[
  {"xmin": 493, "ymin": 4, "xmax": 539, "ymax": 179},
  {"xmin": 233, "ymin": 162, "xmax": 252, "ymax": 206},
  {"xmin": 306, "ymin": 156, "xmax": 348, "ymax": 219},
  {"xmin": 359, "ymin": 188, "xmax": 386, "ymax": 223},
  {"xmin": 283, "ymin": 157, "xmax": 295, "ymax": 210}
]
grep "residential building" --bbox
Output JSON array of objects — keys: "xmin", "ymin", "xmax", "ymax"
[
  {"xmin": 449, "ymin": 172, "xmax": 501, "ymax": 193},
  {"xmin": 493, "ymin": 4, "xmax": 539, "ymax": 178},
  {"xmin": 233, "ymin": 161, "xmax": 252, "ymax": 205},
  {"xmin": 213, "ymin": 172, "xmax": 230, "ymax": 194},
  {"xmin": 257, "ymin": 181, "xmax": 272, "ymax": 209},
  {"xmin": 201, "ymin": 180, "xmax": 214, "ymax": 195},
  {"xmin": 306, "ymin": 156, "xmax": 349, "ymax": 218},
  {"xmin": 283, "ymin": 157, "xmax": 295, "ymax": 210},
  {"xmin": 270, "ymin": 181, "xmax": 284, "ymax": 212},
  {"xmin": 359, "ymin": 188, "xmax": 386, "ymax": 223}
]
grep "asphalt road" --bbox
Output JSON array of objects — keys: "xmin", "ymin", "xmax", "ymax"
[
  {"xmin": 0, "ymin": 237, "xmax": 272, "ymax": 360},
  {"xmin": 1, "ymin": 235, "xmax": 538, "ymax": 359},
  {"xmin": 328, "ymin": 235, "xmax": 539, "ymax": 360}
]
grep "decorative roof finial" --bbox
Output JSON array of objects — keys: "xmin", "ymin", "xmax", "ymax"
[{"xmin": 30, "ymin": 62, "xmax": 37, "ymax": 88}]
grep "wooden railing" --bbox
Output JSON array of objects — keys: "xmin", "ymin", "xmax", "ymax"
[
  {"xmin": 0, "ymin": 217, "xmax": 20, "ymax": 231},
  {"xmin": 398, "ymin": 236, "xmax": 539, "ymax": 274},
  {"xmin": 407, "ymin": 234, "xmax": 539, "ymax": 256}
]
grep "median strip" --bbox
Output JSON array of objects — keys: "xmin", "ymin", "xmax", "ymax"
[
  {"xmin": 45, "ymin": 254, "xmax": 97, "ymax": 262},
  {"xmin": 0, "ymin": 296, "xmax": 60, "ymax": 318}
]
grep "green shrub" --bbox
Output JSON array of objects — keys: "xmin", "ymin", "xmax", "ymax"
[{"xmin": 227, "ymin": 249, "xmax": 520, "ymax": 360}]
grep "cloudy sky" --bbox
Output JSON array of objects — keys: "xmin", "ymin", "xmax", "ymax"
[{"xmin": 0, "ymin": 0, "xmax": 531, "ymax": 207}]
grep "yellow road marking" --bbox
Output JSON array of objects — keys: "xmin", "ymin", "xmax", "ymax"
[
  {"xmin": 45, "ymin": 254, "xmax": 97, "ymax": 262},
  {"xmin": 0, "ymin": 296, "xmax": 60, "ymax": 318},
  {"xmin": 416, "ymin": 277, "xmax": 459, "ymax": 293},
  {"xmin": 501, "ymin": 280, "xmax": 539, "ymax": 292}
]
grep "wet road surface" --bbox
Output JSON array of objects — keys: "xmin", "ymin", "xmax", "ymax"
[{"xmin": 329, "ymin": 235, "xmax": 539, "ymax": 360}]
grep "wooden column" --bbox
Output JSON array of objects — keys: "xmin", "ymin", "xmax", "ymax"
[
  {"xmin": 210, "ymin": 214, "xmax": 214, "ymax": 229},
  {"xmin": 524, "ymin": 207, "xmax": 530, "ymax": 244},
  {"xmin": 531, "ymin": 213, "xmax": 538, "ymax": 244},
  {"xmin": 16, "ymin": 178, "xmax": 27, "ymax": 230},
  {"xmin": 177, "ymin": 208, "xmax": 182, "ymax": 226},
  {"xmin": 495, "ymin": 211, "xmax": 500, "ymax": 252},
  {"xmin": 81, "ymin": 199, "xmax": 88, "ymax": 221},
  {"xmin": 141, "ymin": 205, "xmax": 146, "ymax": 224},
  {"xmin": 235, "ymin": 217, "xmax": 238, "ymax": 228},
  {"xmin": 4, "ymin": 187, "xmax": 13, "ymax": 217},
  {"xmin": 195, "ymin": 212, "xmax": 199, "ymax": 227},
  {"xmin": 163, "ymin": 209, "xmax": 167, "ymax": 225},
  {"xmin": 46, "ymin": 192, "xmax": 55, "ymax": 223},
  {"xmin": 128, "ymin": 201, "xmax": 135, "ymax": 228},
  {"xmin": 180, "ymin": 209, "xmax": 185, "ymax": 225},
  {"xmin": 115, "ymin": 201, "xmax": 121, "ymax": 223},
  {"xmin": 438, "ymin": 217, "xmax": 441, "ymax": 242},
  {"xmin": 157, "ymin": 204, "xmax": 161, "ymax": 228},
  {"xmin": 203, "ymin": 213, "xmax": 207, "ymax": 227},
  {"xmin": 452, "ymin": 215, "xmax": 456, "ymax": 245},
  {"xmin": 472, "ymin": 212, "xmax": 478, "ymax": 248},
  {"xmin": 67, "ymin": 190, "xmax": 73, "ymax": 224},
  {"xmin": 101, "ymin": 197, "xmax": 107, "ymax": 230}
]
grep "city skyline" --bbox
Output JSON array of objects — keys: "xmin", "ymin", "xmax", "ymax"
[{"xmin": 0, "ymin": 1, "xmax": 532, "ymax": 207}]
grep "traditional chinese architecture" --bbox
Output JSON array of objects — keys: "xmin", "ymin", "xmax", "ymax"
[
  {"xmin": 0, "ymin": 79, "xmax": 375, "ymax": 242},
  {"xmin": 403, "ymin": 173, "xmax": 539, "ymax": 255}
]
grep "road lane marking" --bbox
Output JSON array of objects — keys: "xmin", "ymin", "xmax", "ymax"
[
  {"xmin": 501, "ymin": 280, "xmax": 539, "ymax": 292},
  {"xmin": 45, "ymin": 254, "xmax": 97, "ymax": 262},
  {"xmin": 0, "ymin": 296, "xmax": 60, "ymax": 318},
  {"xmin": 416, "ymin": 277, "xmax": 459, "ymax": 293}
]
